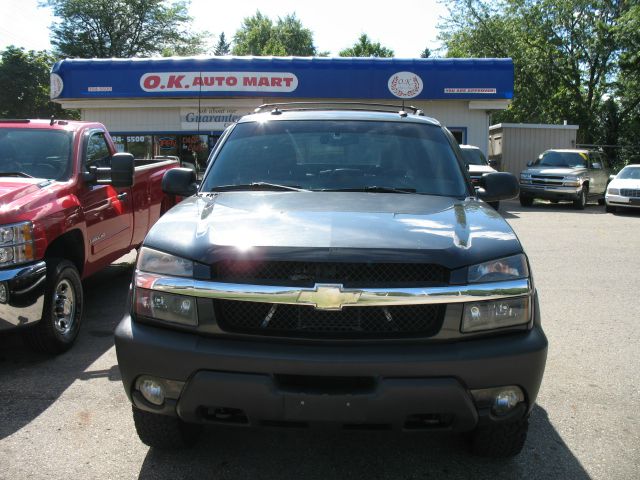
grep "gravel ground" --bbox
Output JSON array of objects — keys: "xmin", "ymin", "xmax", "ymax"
[{"xmin": 0, "ymin": 200, "xmax": 638, "ymax": 479}]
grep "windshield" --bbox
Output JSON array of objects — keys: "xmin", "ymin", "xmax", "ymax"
[
  {"xmin": 461, "ymin": 148, "xmax": 488, "ymax": 166},
  {"xmin": 535, "ymin": 151, "xmax": 587, "ymax": 168},
  {"xmin": 202, "ymin": 120, "xmax": 467, "ymax": 196},
  {"xmin": 617, "ymin": 166, "xmax": 640, "ymax": 180},
  {"xmin": 0, "ymin": 129, "xmax": 73, "ymax": 180}
]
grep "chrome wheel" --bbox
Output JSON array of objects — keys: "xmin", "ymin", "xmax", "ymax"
[{"xmin": 53, "ymin": 279, "xmax": 76, "ymax": 335}]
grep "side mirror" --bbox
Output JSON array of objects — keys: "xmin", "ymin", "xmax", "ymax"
[
  {"xmin": 110, "ymin": 153, "xmax": 135, "ymax": 187},
  {"xmin": 162, "ymin": 168, "xmax": 198, "ymax": 197},
  {"xmin": 609, "ymin": 174, "xmax": 616, "ymax": 181},
  {"xmin": 526, "ymin": 161, "xmax": 533, "ymax": 167},
  {"xmin": 477, "ymin": 172, "xmax": 519, "ymax": 202}
]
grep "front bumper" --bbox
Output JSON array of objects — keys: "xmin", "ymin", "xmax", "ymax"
[
  {"xmin": 519, "ymin": 184, "xmax": 581, "ymax": 200},
  {"xmin": 0, "ymin": 261, "xmax": 47, "ymax": 331},
  {"xmin": 115, "ymin": 301, "xmax": 548, "ymax": 431},
  {"xmin": 606, "ymin": 194, "xmax": 640, "ymax": 208}
]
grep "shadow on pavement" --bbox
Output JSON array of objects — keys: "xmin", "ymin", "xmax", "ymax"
[
  {"xmin": 0, "ymin": 260, "xmax": 134, "ymax": 440},
  {"xmin": 499, "ymin": 200, "xmax": 608, "ymax": 219},
  {"xmin": 138, "ymin": 405, "xmax": 590, "ymax": 480}
]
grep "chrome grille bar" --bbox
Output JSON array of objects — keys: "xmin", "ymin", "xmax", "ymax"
[{"xmin": 136, "ymin": 272, "xmax": 531, "ymax": 310}]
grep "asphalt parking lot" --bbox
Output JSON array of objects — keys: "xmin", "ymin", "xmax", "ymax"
[{"xmin": 0, "ymin": 200, "xmax": 638, "ymax": 480}]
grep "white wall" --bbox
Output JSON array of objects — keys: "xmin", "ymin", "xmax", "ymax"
[{"xmin": 78, "ymin": 98, "xmax": 493, "ymax": 153}]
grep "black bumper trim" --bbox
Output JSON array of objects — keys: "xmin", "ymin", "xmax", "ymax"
[{"xmin": 116, "ymin": 312, "xmax": 547, "ymax": 428}]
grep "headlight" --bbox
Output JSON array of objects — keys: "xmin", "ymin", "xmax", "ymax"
[
  {"xmin": 135, "ymin": 288, "xmax": 198, "ymax": 326},
  {"xmin": 134, "ymin": 247, "xmax": 197, "ymax": 326},
  {"xmin": 520, "ymin": 172, "xmax": 531, "ymax": 179},
  {"xmin": 563, "ymin": 176, "xmax": 581, "ymax": 186},
  {"xmin": 137, "ymin": 246, "xmax": 193, "ymax": 277},
  {"xmin": 462, "ymin": 296, "xmax": 530, "ymax": 333},
  {"xmin": 0, "ymin": 222, "xmax": 35, "ymax": 267},
  {"xmin": 468, "ymin": 254, "xmax": 529, "ymax": 283},
  {"xmin": 607, "ymin": 187, "xmax": 620, "ymax": 195}
]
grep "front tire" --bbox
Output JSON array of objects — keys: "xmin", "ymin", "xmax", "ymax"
[
  {"xmin": 132, "ymin": 407, "xmax": 202, "ymax": 449},
  {"xmin": 469, "ymin": 418, "xmax": 529, "ymax": 458},
  {"xmin": 573, "ymin": 186, "xmax": 588, "ymax": 210},
  {"xmin": 23, "ymin": 258, "xmax": 83, "ymax": 354},
  {"xmin": 519, "ymin": 195, "xmax": 534, "ymax": 207}
]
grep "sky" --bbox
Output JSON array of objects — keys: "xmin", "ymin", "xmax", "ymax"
[{"xmin": 0, "ymin": 0, "xmax": 450, "ymax": 58}]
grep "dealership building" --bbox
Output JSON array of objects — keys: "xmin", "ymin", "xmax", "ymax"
[{"xmin": 50, "ymin": 57, "xmax": 513, "ymax": 164}]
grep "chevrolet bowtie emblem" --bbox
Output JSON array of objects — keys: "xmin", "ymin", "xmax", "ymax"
[{"xmin": 297, "ymin": 284, "xmax": 361, "ymax": 311}]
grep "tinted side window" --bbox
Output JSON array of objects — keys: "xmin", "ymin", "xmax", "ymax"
[{"xmin": 86, "ymin": 132, "xmax": 111, "ymax": 169}]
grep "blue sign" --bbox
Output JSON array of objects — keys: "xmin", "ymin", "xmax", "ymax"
[{"xmin": 51, "ymin": 57, "xmax": 513, "ymax": 101}]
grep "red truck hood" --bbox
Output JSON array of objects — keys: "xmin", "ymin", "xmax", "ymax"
[{"xmin": 0, "ymin": 178, "xmax": 48, "ymax": 208}]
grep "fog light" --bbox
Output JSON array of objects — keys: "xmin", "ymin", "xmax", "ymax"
[
  {"xmin": 137, "ymin": 378, "xmax": 165, "ymax": 406},
  {"xmin": 134, "ymin": 375, "xmax": 185, "ymax": 407},
  {"xmin": 493, "ymin": 389, "xmax": 521, "ymax": 415},
  {"xmin": 470, "ymin": 386, "xmax": 525, "ymax": 416},
  {"xmin": 0, "ymin": 282, "xmax": 7, "ymax": 304}
]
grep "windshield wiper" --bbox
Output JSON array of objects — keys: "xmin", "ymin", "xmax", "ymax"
[
  {"xmin": 0, "ymin": 171, "xmax": 34, "ymax": 178},
  {"xmin": 210, "ymin": 182, "xmax": 309, "ymax": 192},
  {"xmin": 318, "ymin": 186, "xmax": 417, "ymax": 194}
]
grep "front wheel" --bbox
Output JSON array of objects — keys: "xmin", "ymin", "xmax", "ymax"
[
  {"xmin": 573, "ymin": 186, "xmax": 588, "ymax": 210},
  {"xmin": 23, "ymin": 258, "xmax": 83, "ymax": 354},
  {"xmin": 469, "ymin": 418, "xmax": 529, "ymax": 458},
  {"xmin": 519, "ymin": 195, "xmax": 533, "ymax": 207},
  {"xmin": 132, "ymin": 407, "xmax": 202, "ymax": 449}
]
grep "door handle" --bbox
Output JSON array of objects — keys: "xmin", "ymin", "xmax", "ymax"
[{"xmin": 117, "ymin": 192, "xmax": 128, "ymax": 200}]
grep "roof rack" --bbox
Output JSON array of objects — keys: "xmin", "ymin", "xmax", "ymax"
[
  {"xmin": 253, "ymin": 102, "xmax": 424, "ymax": 117},
  {"xmin": 0, "ymin": 119, "xmax": 31, "ymax": 123}
]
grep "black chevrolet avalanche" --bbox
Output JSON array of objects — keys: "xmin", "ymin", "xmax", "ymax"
[{"xmin": 115, "ymin": 105, "xmax": 547, "ymax": 457}]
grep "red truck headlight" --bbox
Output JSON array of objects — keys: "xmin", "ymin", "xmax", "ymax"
[{"xmin": 0, "ymin": 221, "xmax": 35, "ymax": 267}]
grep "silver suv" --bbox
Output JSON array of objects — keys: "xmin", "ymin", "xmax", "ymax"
[{"xmin": 519, "ymin": 149, "xmax": 610, "ymax": 209}]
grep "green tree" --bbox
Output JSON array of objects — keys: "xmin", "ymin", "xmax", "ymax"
[
  {"xmin": 232, "ymin": 11, "xmax": 317, "ymax": 56},
  {"xmin": 339, "ymin": 34, "xmax": 394, "ymax": 57},
  {"xmin": 420, "ymin": 47, "xmax": 431, "ymax": 58},
  {"xmin": 0, "ymin": 46, "xmax": 77, "ymax": 119},
  {"xmin": 439, "ymin": 0, "xmax": 624, "ymax": 145},
  {"xmin": 214, "ymin": 32, "xmax": 231, "ymax": 56},
  {"xmin": 612, "ymin": 1, "xmax": 640, "ymax": 165},
  {"xmin": 43, "ymin": 0, "xmax": 207, "ymax": 58}
]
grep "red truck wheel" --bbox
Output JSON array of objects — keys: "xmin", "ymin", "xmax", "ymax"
[{"xmin": 23, "ymin": 259, "xmax": 84, "ymax": 354}]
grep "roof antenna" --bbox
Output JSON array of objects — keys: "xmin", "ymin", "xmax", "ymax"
[
  {"xmin": 399, "ymin": 99, "xmax": 407, "ymax": 117},
  {"xmin": 50, "ymin": 115, "xmax": 55, "ymax": 126}
]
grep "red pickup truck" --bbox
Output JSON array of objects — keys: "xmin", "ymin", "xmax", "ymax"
[{"xmin": 0, "ymin": 119, "xmax": 178, "ymax": 353}]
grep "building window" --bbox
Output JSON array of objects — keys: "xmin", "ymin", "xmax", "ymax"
[
  {"xmin": 447, "ymin": 127, "xmax": 467, "ymax": 144},
  {"xmin": 111, "ymin": 134, "xmax": 154, "ymax": 158}
]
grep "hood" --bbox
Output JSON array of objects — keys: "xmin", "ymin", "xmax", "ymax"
[
  {"xmin": 0, "ymin": 178, "xmax": 44, "ymax": 203},
  {"xmin": 609, "ymin": 178, "xmax": 640, "ymax": 189},
  {"xmin": 468, "ymin": 165, "xmax": 496, "ymax": 175},
  {"xmin": 145, "ymin": 192, "xmax": 522, "ymax": 270},
  {"xmin": 523, "ymin": 166, "xmax": 587, "ymax": 176},
  {"xmin": 0, "ymin": 178, "xmax": 59, "ymax": 224}
]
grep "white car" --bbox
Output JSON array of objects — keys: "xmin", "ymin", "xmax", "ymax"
[{"xmin": 605, "ymin": 164, "xmax": 640, "ymax": 213}]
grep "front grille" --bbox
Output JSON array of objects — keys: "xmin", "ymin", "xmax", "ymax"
[
  {"xmin": 621, "ymin": 189, "xmax": 640, "ymax": 198},
  {"xmin": 531, "ymin": 175, "xmax": 564, "ymax": 187},
  {"xmin": 212, "ymin": 261, "xmax": 449, "ymax": 286},
  {"xmin": 532, "ymin": 175, "xmax": 564, "ymax": 180},
  {"xmin": 215, "ymin": 300, "xmax": 446, "ymax": 339}
]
